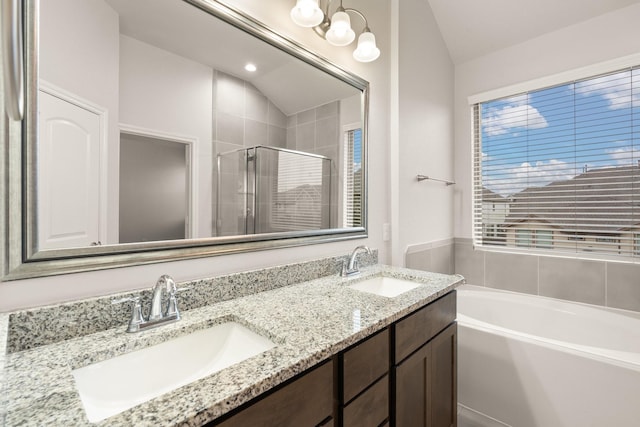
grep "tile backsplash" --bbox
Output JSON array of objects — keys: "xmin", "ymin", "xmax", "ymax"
[
  {"xmin": 7, "ymin": 251, "xmax": 377, "ymax": 353},
  {"xmin": 405, "ymin": 239, "xmax": 455, "ymax": 275},
  {"xmin": 454, "ymin": 238, "xmax": 640, "ymax": 313}
]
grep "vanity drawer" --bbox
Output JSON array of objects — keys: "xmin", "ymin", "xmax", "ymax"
[
  {"xmin": 394, "ymin": 291, "xmax": 456, "ymax": 363},
  {"xmin": 343, "ymin": 375, "xmax": 389, "ymax": 427},
  {"xmin": 214, "ymin": 360, "xmax": 333, "ymax": 427},
  {"xmin": 343, "ymin": 328, "xmax": 389, "ymax": 403}
]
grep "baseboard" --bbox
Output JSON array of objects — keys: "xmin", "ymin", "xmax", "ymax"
[{"xmin": 458, "ymin": 404, "xmax": 511, "ymax": 427}]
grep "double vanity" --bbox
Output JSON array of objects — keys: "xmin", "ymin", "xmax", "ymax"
[{"xmin": 0, "ymin": 256, "xmax": 463, "ymax": 426}]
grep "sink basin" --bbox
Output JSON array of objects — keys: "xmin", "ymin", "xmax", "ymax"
[
  {"xmin": 348, "ymin": 276, "xmax": 422, "ymax": 298},
  {"xmin": 72, "ymin": 321, "xmax": 276, "ymax": 422}
]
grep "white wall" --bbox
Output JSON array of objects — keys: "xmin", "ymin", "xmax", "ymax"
[
  {"xmin": 0, "ymin": 0, "xmax": 396, "ymax": 311},
  {"xmin": 391, "ymin": 0, "xmax": 455, "ymax": 265},
  {"xmin": 454, "ymin": 3, "xmax": 640, "ymax": 239},
  {"xmin": 39, "ymin": 0, "xmax": 120, "ymax": 244},
  {"xmin": 119, "ymin": 35, "xmax": 213, "ymax": 238}
]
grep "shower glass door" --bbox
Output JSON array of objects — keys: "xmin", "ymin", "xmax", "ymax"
[{"xmin": 216, "ymin": 146, "xmax": 331, "ymax": 236}]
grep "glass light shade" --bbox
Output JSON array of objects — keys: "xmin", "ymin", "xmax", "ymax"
[
  {"xmin": 353, "ymin": 31, "xmax": 380, "ymax": 62},
  {"xmin": 290, "ymin": 0, "xmax": 324, "ymax": 27},
  {"xmin": 325, "ymin": 11, "xmax": 355, "ymax": 46}
]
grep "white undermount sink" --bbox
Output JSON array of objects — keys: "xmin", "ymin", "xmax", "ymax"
[
  {"xmin": 72, "ymin": 321, "xmax": 276, "ymax": 422},
  {"xmin": 348, "ymin": 276, "xmax": 422, "ymax": 297}
]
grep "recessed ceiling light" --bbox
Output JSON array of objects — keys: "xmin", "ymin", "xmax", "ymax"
[{"xmin": 244, "ymin": 63, "xmax": 257, "ymax": 72}]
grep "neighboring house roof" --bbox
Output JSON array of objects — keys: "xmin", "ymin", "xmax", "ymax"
[
  {"xmin": 502, "ymin": 165, "xmax": 640, "ymax": 233},
  {"xmin": 275, "ymin": 184, "xmax": 322, "ymax": 205},
  {"xmin": 481, "ymin": 187, "xmax": 507, "ymax": 202}
]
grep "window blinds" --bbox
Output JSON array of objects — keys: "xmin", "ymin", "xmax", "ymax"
[
  {"xmin": 343, "ymin": 128, "xmax": 362, "ymax": 227},
  {"xmin": 271, "ymin": 150, "xmax": 327, "ymax": 231},
  {"xmin": 473, "ymin": 67, "xmax": 640, "ymax": 257}
]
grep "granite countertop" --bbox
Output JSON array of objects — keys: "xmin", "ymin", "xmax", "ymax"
[{"xmin": 0, "ymin": 265, "xmax": 463, "ymax": 426}]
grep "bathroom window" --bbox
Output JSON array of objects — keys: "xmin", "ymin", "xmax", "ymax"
[
  {"xmin": 343, "ymin": 127, "xmax": 362, "ymax": 227},
  {"xmin": 473, "ymin": 65, "xmax": 640, "ymax": 259}
]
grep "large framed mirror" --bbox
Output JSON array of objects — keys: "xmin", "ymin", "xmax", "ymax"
[{"xmin": 3, "ymin": 0, "xmax": 368, "ymax": 279}]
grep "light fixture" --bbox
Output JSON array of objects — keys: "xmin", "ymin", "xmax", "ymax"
[
  {"xmin": 290, "ymin": 0, "xmax": 324, "ymax": 28},
  {"xmin": 290, "ymin": 0, "xmax": 380, "ymax": 63},
  {"xmin": 244, "ymin": 63, "xmax": 257, "ymax": 72},
  {"xmin": 325, "ymin": 8, "xmax": 355, "ymax": 46},
  {"xmin": 353, "ymin": 31, "xmax": 380, "ymax": 63}
]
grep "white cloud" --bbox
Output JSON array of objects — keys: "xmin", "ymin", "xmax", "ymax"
[
  {"xmin": 484, "ymin": 159, "xmax": 575, "ymax": 197},
  {"xmin": 606, "ymin": 146, "xmax": 640, "ymax": 165},
  {"xmin": 483, "ymin": 103, "xmax": 548, "ymax": 136},
  {"xmin": 575, "ymin": 70, "xmax": 639, "ymax": 110}
]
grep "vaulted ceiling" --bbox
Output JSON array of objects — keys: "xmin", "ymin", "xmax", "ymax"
[{"xmin": 426, "ymin": 0, "xmax": 640, "ymax": 64}]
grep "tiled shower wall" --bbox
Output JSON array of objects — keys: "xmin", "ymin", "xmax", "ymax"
[
  {"xmin": 454, "ymin": 237, "xmax": 640, "ymax": 313},
  {"xmin": 286, "ymin": 101, "xmax": 341, "ymax": 228},
  {"xmin": 212, "ymin": 71, "xmax": 339, "ymax": 234},
  {"xmin": 213, "ymin": 70, "xmax": 289, "ymax": 154}
]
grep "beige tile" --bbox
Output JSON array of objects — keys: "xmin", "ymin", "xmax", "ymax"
[
  {"xmin": 217, "ymin": 113, "xmax": 244, "ymax": 145},
  {"xmin": 212, "ymin": 112, "xmax": 217, "ymax": 141},
  {"xmin": 245, "ymin": 88, "xmax": 268, "ymax": 123},
  {"xmin": 268, "ymin": 102, "xmax": 287, "ymax": 128},
  {"xmin": 267, "ymin": 125, "xmax": 287, "ymax": 148},
  {"xmin": 432, "ymin": 244, "xmax": 454, "ymax": 274},
  {"xmin": 316, "ymin": 101, "xmax": 338, "ymax": 119},
  {"xmin": 485, "ymin": 251, "xmax": 537, "ymax": 294},
  {"xmin": 215, "ymin": 72, "xmax": 245, "ymax": 116},
  {"xmin": 286, "ymin": 127, "xmax": 296, "ymax": 149},
  {"xmin": 297, "ymin": 108, "xmax": 315, "ymax": 124},
  {"xmin": 286, "ymin": 114, "xmax": 297, "ymax": 128},
  {"xmin": 406, "ymin": 249, "xmax": 431, "ymax": 272},
  {"xmin": 245, "ymin": 119, "xmax": 268, "ymax": 147},
  {"xmin": 606, "ymin": 262, "xmax": 640, "ymax": 312},
  {"xmin": 296, "ymin": 123, "xmax": 316, "ymax": 152},
  {"xmin": 539, "ymin": 257, "xmax": 605, "ymax": 305},
  {"xmin": 454, "ymin": 242, "xmax": 484, "ymax": 286},
  {"xmin": 315, "ymin": 117, "xmax": 339, "ymax": 149}
]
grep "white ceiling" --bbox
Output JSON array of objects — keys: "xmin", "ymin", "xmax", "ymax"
[
  {"xmin": 427, "ymin": 0, "xmax": 640, "ymax": 64},
  {"xmin": 104, "ymin": 0, "xmax": 358, "ymax": 115}
]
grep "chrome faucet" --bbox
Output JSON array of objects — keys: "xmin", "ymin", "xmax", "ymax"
[
  {"xmin": 149, "ymin": 274, "xmax": 176, "ymax": 321},
  {"xmin": 342, "ymin": 245, "xmax": 372, "ymax": 277},
  {"xmin": 113, "ymin": 274, "xmax": 185, "ymax": 333}
]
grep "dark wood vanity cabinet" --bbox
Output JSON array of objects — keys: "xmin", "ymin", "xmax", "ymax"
[
  {"xmin": 212, "ymin": 360, "xmax": 334, "ymax": 427},
  {"xmin": 340, "ymin": 329, "xmax": 390, "ymax": 426},
  {"xmin": 206, "ymin": 291, "xmax": 456, "ymax": 427},
  {"xmin": 394, "ymin": 292, "xmax": 457, "ymax": 427}
]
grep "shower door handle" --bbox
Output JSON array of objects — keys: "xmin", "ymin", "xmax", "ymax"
[{"xmin": 1, "ymin": 0, "xmax": 24, "ymax": 121}]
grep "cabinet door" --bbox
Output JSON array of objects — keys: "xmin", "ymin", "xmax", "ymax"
[
  {"xmin": 343, "ymin": 375, "xmax": 389, "ymax": 427},
  {"xmin": 430, "ymin": 323, "xmax": 457, "ymax": 427},
  {"xmin": 395, "ymin": 323, "xmax": 457, "ymax": 427},
  {"xmin": 214, "ymin": 360, "xmax": 333, "ymax": 427},
  {"xmin": 395, "ymin": 341, "xmax": 430, "ymax": 427}
]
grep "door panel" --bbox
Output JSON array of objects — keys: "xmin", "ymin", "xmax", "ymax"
[{"xmin": 38, "ymin": 91, "xmax": 102, "ymax": 249}]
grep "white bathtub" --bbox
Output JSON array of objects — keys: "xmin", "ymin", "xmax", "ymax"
[{"xmin": 457, "ymin": 285, "xmax": 640, "ymax": 427}]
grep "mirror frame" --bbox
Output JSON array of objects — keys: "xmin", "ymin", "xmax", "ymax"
[{"xmin": 1, "ymin": 0, "xmax": 369, "ymax": 280}]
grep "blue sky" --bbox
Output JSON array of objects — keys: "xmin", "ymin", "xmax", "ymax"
[
  {"xmin": 481, "ymin": 68, "xmax": 640, "ymax": 197},
  {"xmin": 353, "ymin": 128, "xmax": 362, "ymax": 171}
]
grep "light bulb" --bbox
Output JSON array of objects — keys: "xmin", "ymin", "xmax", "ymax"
[
  {"xmin": 353, "ymin": 31, "xmax": 380, "ymax": 62},
  {"xmin": 290, "ymin": 0, "xmax": 324, "ymax": 28},
  {"xmin": 325, "ymin": 11, "xmax": 355, "ymax": 46}
]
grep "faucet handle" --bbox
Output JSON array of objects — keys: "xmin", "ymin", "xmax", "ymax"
[
  {"xmin": 166, "ymin": 286, "xmax": 190, "ymax": 319},
  {"xmin": 112, "ymin": 296, "xmax": 145, "ymax": 333}
]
